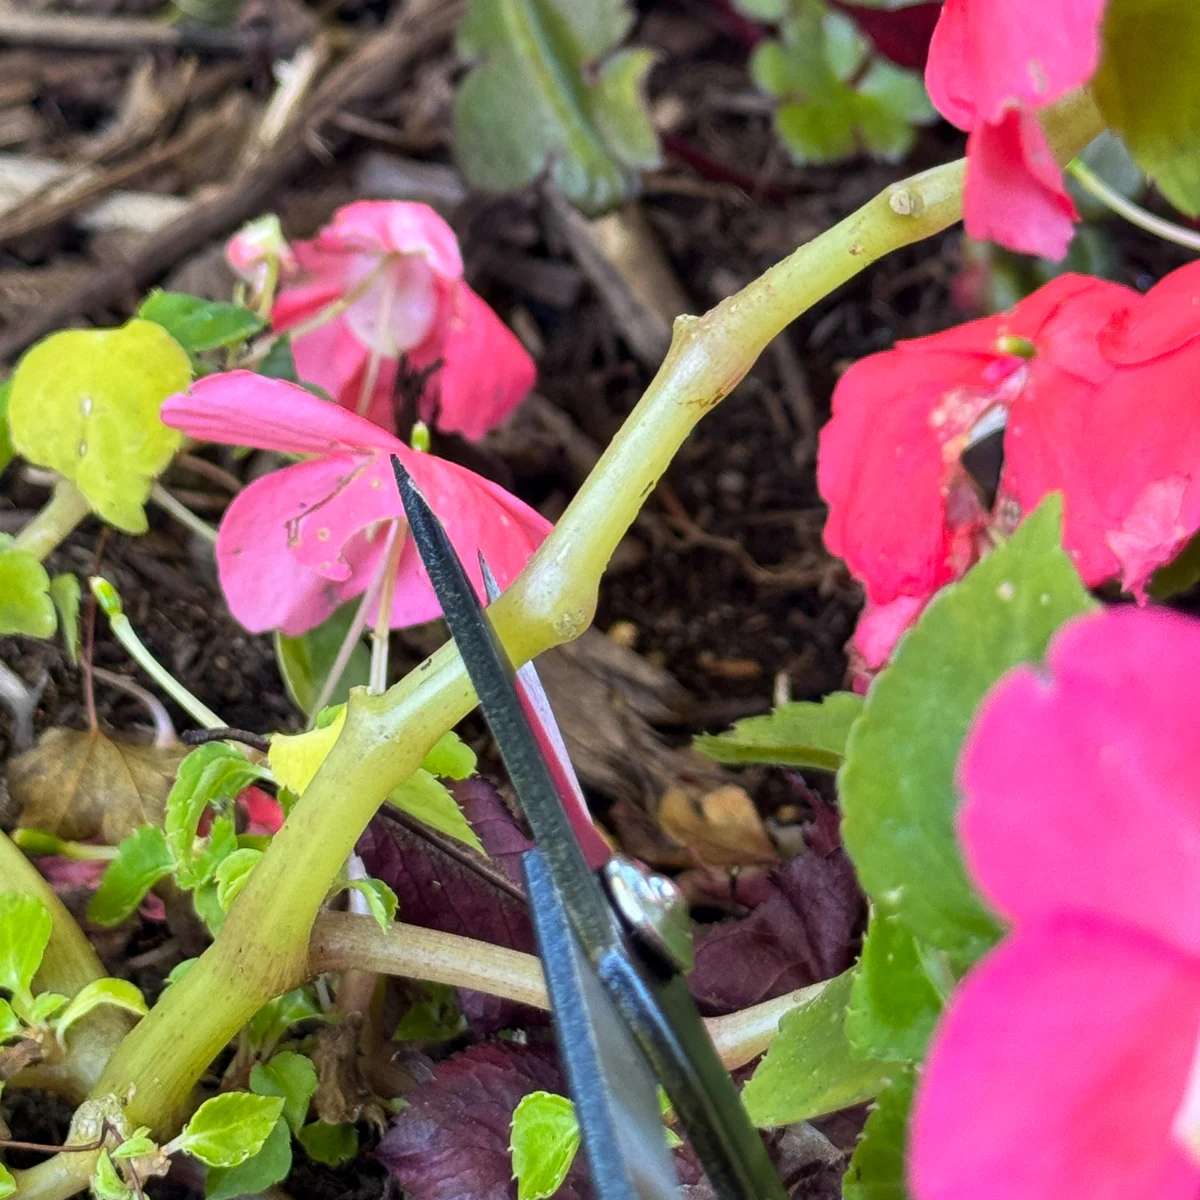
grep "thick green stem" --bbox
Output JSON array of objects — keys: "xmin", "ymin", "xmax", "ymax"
[
  {"xmin": 0, "ymin": 833, "xmax": 133, "ymax": 1100},
  {"xmin": 12, "ymin": 480, "xmax": 90, "ymax": 562},
  {"xmin": 24, "ymin": 93, "xmax": 1104, "ymax": 1199}
]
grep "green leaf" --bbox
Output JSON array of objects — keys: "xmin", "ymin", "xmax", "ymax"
[
  {"xmin": 297, "ymin": 1121, "xmax": 359, "ymax": 1167},
  {"xmin": 0, "ymin": 892, "xmax": 52, "ymax": 1008},
  {"xmin": 389, "ymin": 769, "xmax": 485, "ymax": 854},
  {"xmin": 205, "ymin": 1117, "xmax": 292, "ymax": 1200},
  {"xmin": 88, "ymin": 825, "xmax": 176, "ymax": 927},
  {"xmin": 0, "ymin": 378, "xmax": 14, "ymax": 478},
  {"xmin": 7, "ymin": 319, "xmax": 191, "ymax": 532},
  {"xmin": 742, "ymin": 970, "xmax": 894, "ymax": 1127},
  {"xmin": 26, "ymin": 991, "xmax": 69, "ymax": 1026},
  {"xmin": 422, "ymin": 731, "xmax": 477, "ymax": 780},
  {"xmin": 91, "ymin": 1151, "xmax": 132, "ymax": 1200},
  {"xmin": 54, "ymin": 978, "xmax": 148, "ymax": 1042},
  {"xmin": 166, "ymin": 743, "xmax": 268, "ymax": 887},
  {"xmin": 454, "ymin": 0, "xmax": 660, "ymax": 215},
  {"xmin": 733, "ymin": 0, "xmax": 787, "ymax": 18},
  {"xmin": 113, "ymin": 1133, "xmax": 158, "ymax": 1160},
  {"xmin": 346, "ymin": 878, "xmax": 398, "ymax": 932},
  {"xmin": 392, "ymin": 982, "xmax": 467, "ymax": 1042},
  {"xmin": 250, "ymin": 1051, "xmax": 318, "ymax": 1135},
  {"xmin": 510, "ymin": 1091, "xmax": 582, "ymax": 1200},
  {"xmin": 751, "ymin": 3, "xmax": 933, "ymax": 166},
  {"xmin": 1094, "ymin": 0, "xmax": 1200, "ymax": 216},
  {"xmin": 0, "ymin": 545, "xmax": 56, "ymax": 638},
  {"xmin": 843, "ymin": 1072, "xmax": 915, "ymax": 1200},
  {"xmin": 177, "ymin": 1093, "xmax": 286, "ymax": 1168},
  {"xmin": 50, "ymin": 573, "xmax": 82, "ymax": 662},
  {"xmin": 0, "ymin": 998, "xmax": 24, "ymax": 1043},
  {"xmin": 192, "ymin": 814, "xmax": 240, "ymax": 891},
  {"xmin": 215, "ymin": 848, "xmax": 264, "ymax": 912},
  {"xmin": 246, "ymin": 986, "xmax": 326, "ymax": 1054},
  {"xmin": 274, "ymin": 602, "xmax": 370, "ymax": 718},
  {"xmin": 845, "ymin": 908, "xmax": 946, "ymax": 1063},
  {"xmin": 839, "ymin": 496, "xmax": 1096, "ymax": 965},
  {"xmin": 0, "ymin": 1165, "xmax": 14, "ymax": 1200},
  {"xmin": 138, "ymin": 291, "xmax": 265, "ymax": 354},
  {"xmin": 696, "ymin": 692, "xmax": 862, "ymax": 769},
  {"xmin": 257, "ymin": 336, "xmax": 300, "ymax": 383}
]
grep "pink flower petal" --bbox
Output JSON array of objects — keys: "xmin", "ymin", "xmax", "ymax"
[
  {"xmin": 415, "ymin": 284, "xmax": 536, "ymax": 442},
  {"xmin": 911, "ymin": 917, "xmax": 1200, "ymax": 1200},
  {"xmin": 1107, "ymin": 476, "xmax": 1192, "ymax": 600},
  {"xmin": 926, "ymin": 0, "xmax": 1105, "ymax": 128},
  {"xmin": 963, "ymin": 109, "xmax": 1078, "ymax": 261},
  {"xmin": 239, "ymin": 786, "xmax": 284, "ymax": 835},
  {"xmin": 162, "ymin": 372, "xmax": 404, "ymax": 456},
  {"xmin": 1101, "ymin": 260, "xmax": 1200, "ymax": 365},
  {"xmin": 342, "ymin": 251, "xmax": 440, "ymax": 359},
  {"xmin": 313, "ymin": 201, "xmax": 463, "ymax": 284},
  {"xmin": 959, "ymin": 607, "xmax": 1200, "ymax": 957},
  {"xmin": 850, "ymin": 594, "xmax": 928, "ymax": 671}
]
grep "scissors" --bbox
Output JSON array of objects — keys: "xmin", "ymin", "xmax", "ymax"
[{"xmin": 393, "ymin": 457, "xmax": 785, "ymax": 1200}]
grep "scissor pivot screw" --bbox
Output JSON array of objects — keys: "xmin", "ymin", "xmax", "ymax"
[{"xmin": 601, "ymin": 856, "xmax": 694, "ymax": 975}]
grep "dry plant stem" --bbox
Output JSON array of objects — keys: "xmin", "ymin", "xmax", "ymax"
[
  {"xmin": 17, "ymin": 93, "xmax": 1103, "ymax": 1200},
  {"xmin": 309, "ymin": 913, "xmax": 825, "ymax": 1071},
  {"xmin": 11, "ymin": 480, "xmax": 90, "ymax": 561}
]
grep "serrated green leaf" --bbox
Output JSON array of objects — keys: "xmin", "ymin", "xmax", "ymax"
[
  {"xmin": 742, "ymin": 970, "xmax": 894, "ymax": 1127},
  {"xmin": 0, "ymin": 999, "xmax": 23, "ymax": 1043},
  {"xmin": 7, "ymin": 320, "xmax": 190, "ymax": 532},
  {"xmin": 510, "ymin": 1091, "xmax": 582, "ymax": 1200},
  {"xmin": 166, "ymin": 743, "xmax": 268, "ymax": 887},
  {"xmin": 274, "ymin": 602, "xmax": 370, "ymax": 719},
  {"xmin": 1094, "ymin": 0, "xmax": 1200, "ymax": 216},
  {"xmin": 178, "ymin": 1093, "xmax": 286, "ymax": 1168},
  {"xmin": 250, "ymin": 1051, "xmax": 317, "ymax": 1135},
  {"xmin": 297, "ymin": 1121, "xmax": 358, "ymax": 1167},
  {"xmin": 846, "ymin": 908, "xmax": 946, "ymax": 1063},
  {"xmin": 138, "ymin": 292, "xmax": 265, "ymax": 354},
  {"xmin": 91, "ymin": 1151, "xmax": 132, "ymax": 1200},
  {"xmin": 113, "ymin": 1134, "xmax": 158, "ymax": 1160},
  {"xmin": 205, "ymin": 1117, "xmax": 291, "ymax": 1200},
  {"xmin": 840, "ymin": 496, "xmax": 1095, "ymax": 965},
  {"xmin": 192, "ymin": 814, "xmax": 240, "ymax": 891},
  {"xmin": 422, "ymin": 731, "xmax": 477, "ymax": 780},
  {"xmin": 454, "ymin": 0, "xmax": 660, "ymax": 214},
  {"xmin": 346, "ymin": 877, "xmax": 398, "ymax": 932},
  {"xmin": 50, "ymin": 573, "xmax": 82, "ymax": 662},
  {"xmin": 54, "ymin": 978, "xmax": 148, "ymax": 1042},
  {"xmin": 215, "ymin": 848, "xmax": 264, "ymax": 912},
  {"xmin": 696, "ymin": 692, "xmax": 863, "ymax": 769},
  {"xmin": 246, "ymin": 986, "xmax": 327, "ymax": 1055},
  {"xmin": 257, "ymin": 336, "xmax": 300, "ymax": 383},
  {"xmin": 27, "ymin": 991, "xmax": 69, "ymax": 1026},
  {"xmin": 0, "ymin": 1164, "xmax": 14, "ymax": 1200},
  {"xmin": 389, "ymin": 770, "xmax": 485, "ymax": 854},
  {"xmin": 0, "ymin": 378, "xmax": 14, "ymax": 478},
  {"xmin": 0, "ymin": 546, "xmax": 56, "ymax": 638},
  {"xmin": 0, "ymin": 893, "xmax": 52, "ymax": 1009},
  {"xmin": 843, "ymin": 1071, "xmax": 914, "ymax": 1200},
  {"xmin": 193, "ymin": 880, "xmax": 226, "ymax": 936},
  {"xmin": 88, "ymin": 825, "xmax": 176, "ymax": 927}
]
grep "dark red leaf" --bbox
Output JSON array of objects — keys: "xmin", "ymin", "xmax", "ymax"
[
  {"xmin": 829, "ymin": 1, "xmax": 941, "ymax": 70},
  {"xmin": 688, "ymin": 852, "xmax": 862, "ymax": 1015}
]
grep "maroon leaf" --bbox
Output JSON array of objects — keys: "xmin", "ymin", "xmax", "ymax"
[
  {"xmin": 829, "ymin": 0, "xmax": 942, "ymax": 70},
  {"xmin": 378, "ymin": 1042, "xmax": 591, "ymax": 1200},
  {"xmin": 688, "ymin": 851, "xmax": 862, "ymax": 1015}
]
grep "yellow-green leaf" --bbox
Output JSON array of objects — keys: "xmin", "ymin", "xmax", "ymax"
[
  {"xmin": 8, "ymin": 320, "xmax": 191, "ymax": 533},
  {"xmin": 268, "ymin": 706, "xmax": 346, "ymax": 795},
  {"xmin": 0, "ymin": 545, "xmax": 55, "ymax": 638}
]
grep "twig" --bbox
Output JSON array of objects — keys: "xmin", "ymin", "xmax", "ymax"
[
  {"xmin": 0, "ymin": 0, "xmax": 465, "ymax": 364},
  {"xmin": 181, "ymin": 727, "xmax": 270, "ymax": 752}
]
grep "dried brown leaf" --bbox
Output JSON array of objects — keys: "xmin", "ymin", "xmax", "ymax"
[
  {"xmin": 8, "ymin": 726, "xmax": 183, "ymax": 843},
  {"xmin": 659, "ymin": 784, "xmax": 779, "ymax": 868}
]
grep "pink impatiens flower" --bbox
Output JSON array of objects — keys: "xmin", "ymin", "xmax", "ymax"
[
  {"xmin": 267, "ymin": 201, "xmax": 536, "ymax": 442},
  {"xmin": 819, "ymin": 260, "xmax": 1200, "ymax": 676},
  {"xmin": 161, "ymin": 371, "xmax": 550, "ymax": 636},
  {"xmin": 911, "ymin": 606, "xmax": 1200, "ymax": 1200},
  {"xmin": 925, "ymin": 0, "xmax": 1108, "ymax": 259}
]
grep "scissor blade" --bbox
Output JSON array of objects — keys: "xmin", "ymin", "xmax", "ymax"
[{"xmin": 525, "ymin": 849, "xmax": 681, "ymax": 1200}]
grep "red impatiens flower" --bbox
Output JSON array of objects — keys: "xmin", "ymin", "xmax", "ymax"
[
  {"xmin": 161, "ymin": 372, "xmax": 550, "ymax": 636},
  {"xmin": 818, "ymin": 261, "xmax": 1200, "ymax": 675},
  {"xmin": 912, "ymin": 606, "xmax": 1200, "ymax": 1200},
  {"xmin": 267, "ymin": 201, "xmax": 536, "ymax": 442},
  {"xmin": 925, "ymin": 0, "xmax": 1108, "ymax": 259}
]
